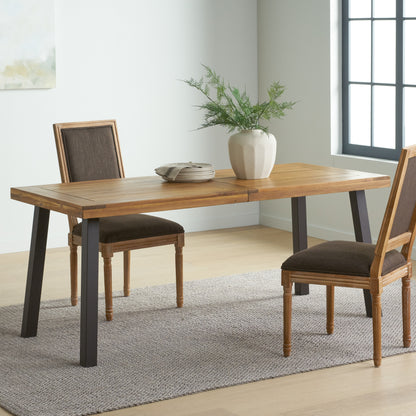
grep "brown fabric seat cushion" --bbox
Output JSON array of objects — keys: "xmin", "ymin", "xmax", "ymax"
[
  {"xmin": 72, "ymin": 214, "xmax": 184, "ymax": 244},
  {"xmin": 281, "ymin": 241, "xmax": 406, "ymax": 277}
]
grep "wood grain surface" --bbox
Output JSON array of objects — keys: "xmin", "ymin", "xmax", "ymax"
[{"xmin": 10, "ymin": 163, "xmax": 390, "ymax": 219}]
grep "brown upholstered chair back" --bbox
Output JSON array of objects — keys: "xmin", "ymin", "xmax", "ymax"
[
  {"xmin": 53, "ymin": 120, "xmax": 125, "ymax": 229},
  {"xmin": 390, "ymin": 156, "xmax": 416, "ymax": 238},
  {"xmin": 60, "ymin": 126, "xmax": 122, "ymax": 182},
  {"xmin": 54, "ymin": 120, "xmax": 124, "ymax": 182},
  {"xmin": 371, "ymin": 145, "xmax": 416, "ymax": 276}
]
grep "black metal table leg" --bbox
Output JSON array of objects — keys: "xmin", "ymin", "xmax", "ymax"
[
  {"xmin": 349, "ymin": 190, "xmax": 373, "ymax": 317},
  {"xmin": 291, "ymin": 196, "xmax": 309, "ymax": 295},
  {"xmin": 80, "ymin": 218, "xmax": 99, "ymax": 367},
  {"xmin": 21, "ymin": 207, "xmax": 50, "ymax": 337}
]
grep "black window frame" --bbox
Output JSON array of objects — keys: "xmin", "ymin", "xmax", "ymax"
[{"xmin": 342, "ymin": 0, "xmax": 412, "ymax": 161}]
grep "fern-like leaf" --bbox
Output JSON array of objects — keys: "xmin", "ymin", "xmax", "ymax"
[{"xmin": 182, "ymin": 65, "xmax": 295, "ymax": 133}]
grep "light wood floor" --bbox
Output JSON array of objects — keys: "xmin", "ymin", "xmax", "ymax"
[{"xmin": 1, "ymin": 225, "xmax": 416, "ymax": 416}]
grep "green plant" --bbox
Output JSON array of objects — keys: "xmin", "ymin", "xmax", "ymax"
[{"xmin": 183, "ymin": 64, "xmax": 295, "ymax": 133}]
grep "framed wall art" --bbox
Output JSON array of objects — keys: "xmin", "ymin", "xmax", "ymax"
[{"xmin": 0, "ymin": 0, "xmax": 55, "ymax": 90}]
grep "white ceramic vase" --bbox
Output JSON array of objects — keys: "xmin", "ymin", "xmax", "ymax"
[{"xmin": 228, "ymin": 129, "xmax": 276, "ymax": 179}]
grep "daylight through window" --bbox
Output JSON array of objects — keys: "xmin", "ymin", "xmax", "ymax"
[{"xmin": 342, "ymin": 0, "xmax": 416, "ymax": 160}]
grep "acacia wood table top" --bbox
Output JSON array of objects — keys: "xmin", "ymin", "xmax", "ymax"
[{"xmin": 10, "ymin": 163, "xmax": 391, "ymax": 219}]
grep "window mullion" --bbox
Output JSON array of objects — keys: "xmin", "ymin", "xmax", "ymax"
[
  {"xmin": 342, "ymin": 0, "xmax": 402, "ymax": 160},
  {"xmin": 342, "ymin": 0, "xmax": 349, "ymax": 155},
  {"xmin": 371, "ymin": 0, "xmax": 374, "ymax": 147},
  {"xmin": 396, "ymin": 0, "xmax": 404, "ymax": 150}
]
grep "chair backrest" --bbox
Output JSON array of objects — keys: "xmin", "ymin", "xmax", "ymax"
[
  {"xmin": 371, "ymin": 144, "xmax": 416, "ymax": 276},
  {"xmin": 53, "ymin": 120, "xmax": 125, "ymax": 230}
]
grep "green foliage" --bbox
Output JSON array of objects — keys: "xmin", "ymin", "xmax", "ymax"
[{"xmin": 183, "ymin": 65, "xmax": 295, "ymax": 133}]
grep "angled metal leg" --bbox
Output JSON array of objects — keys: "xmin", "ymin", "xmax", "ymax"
[
  {"xmin": 291, "ymin": 196, "xmax": 309, "ymax": 295},
  {"xmin": 349, "ymin": 190, "xmax": 372, "ymax": 243},
  {"xmin": 21, "ymin": 207, "xmax": 50, "ymax": 337},
  {"xmin": 80, "ymin": 218, "xmax": 99, "ymax": 367},
  {"xmin": 349, "ymin": 190, "xmax": 373, "ymax": 317}
]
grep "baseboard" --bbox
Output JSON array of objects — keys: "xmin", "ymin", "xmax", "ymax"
[
  {"xmin": 260, "ymin": 213, "xmax": 356, "ymax": 242},
  {"xmin": 260, "ymin": 213, "xmax": 416, "ymax": 260},
  {"xmin": 160, "ymin": 204, "xmax": 260, "ymax": 233}
]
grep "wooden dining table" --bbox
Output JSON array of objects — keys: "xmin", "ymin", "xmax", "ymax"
[{"xmin": 10, "ymin": 163, "xmax": 391, "ymax": 367}]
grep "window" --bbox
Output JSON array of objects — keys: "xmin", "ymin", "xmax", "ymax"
[{"xmin": 342, "ymin": 0, "xmax": 416, "ymax": 160}]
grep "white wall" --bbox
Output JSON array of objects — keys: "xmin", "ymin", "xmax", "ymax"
[
  {"xmin": 4, "ymin": 0, "xmax": 404, "ymax": 256},
  {"xmin": 1, "ymin": 0, "xmax": 259, "ymax": 254},
  {"xmin": 258, "ymin": 0, "xmax": 399, "ymax": 248}
]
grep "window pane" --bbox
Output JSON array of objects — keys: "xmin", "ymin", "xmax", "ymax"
[
  {"xmin": 349, "ymin": 21, "xmax": 371, "ymax": 82},
  {"xmin": 350, "ymin": 0, "xmax": 371, "ymax": 18},
  {"xmin": 404, "ymin": 0, "xmax": 416, "ymax": 17},
  {"xmin": 404, "ymin": 21, "xmax": 416, "ymax": 84},
  {"xmin": 404, "ymin": 87, "xmax": 416, "ymax": 146},
  {"xmin": 373, "ymin": 20, "xmax": 396, "ymax": 84},
  {"xmin": 349, "ymin": 84, "xmax": 371, "ymax": 145},
  {"xmin": 373, "ymin": 0, "xmax": 396, "ymax": 17},
  {"xmin": 373, "ymin": 86, "xmax": 396, "ymax": 148}
]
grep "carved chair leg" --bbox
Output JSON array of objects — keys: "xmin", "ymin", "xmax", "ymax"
[
  {"xmin": 402, "ymin": 274, "xmax": 411, "ymax": 348},
  {"xmin": 175, "ymin": 241, "xmax": 184, "ymax": 308},
  {"xmin": 70, "ymin": 244, "xmax": 78, "ymax": 306},
  {"xmin": 326, "ymin": 285, "xmax": 334, "ymax": 335},
  {"xmin": 282, "ymin": 271, "xmax": 293, "ymax": 357},
  {"xmin": 103, "ymin": 254, "xmax": 113, "ymax": 321},
  {"xmin": 372, "ymin": 293, "xmax": 382, "ymax": 367},
  {"xmin": 123, "ymin": 251, "xmax": 131, "ymax": 297}
]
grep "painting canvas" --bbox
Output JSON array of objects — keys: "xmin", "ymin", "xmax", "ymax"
[{"xmin": 0, "ymin": 0, "xmax": 55, "ymax": 89}]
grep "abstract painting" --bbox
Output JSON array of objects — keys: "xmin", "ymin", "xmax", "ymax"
[{"xmin": 0, "ymin": 0, "xmax": 55, "ymax": 89}]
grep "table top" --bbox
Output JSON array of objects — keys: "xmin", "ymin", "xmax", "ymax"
[{"xmin": 10, "ymin": 163, "xmax": 391, "ymax": 219}]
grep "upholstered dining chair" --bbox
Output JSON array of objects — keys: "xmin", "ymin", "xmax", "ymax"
[
  {"xmin": 281, "ymin": 144, "xmax": 416, "ymax": 367},
  {"xmin": 53, "ymin": 120, "xmax": 185, "ymax": 321}
]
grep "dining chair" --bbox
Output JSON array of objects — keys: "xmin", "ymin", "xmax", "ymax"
[
  {"xmin": 53, "ymin": 120, "xmax": 185, "ymax": 321},
  {"xmin": 281, "ymin": 144, "xmax": 416, "ymax": 367}
]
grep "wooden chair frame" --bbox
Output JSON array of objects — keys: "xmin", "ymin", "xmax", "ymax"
[
  {"xmin": 53, "ymin": 120, "xmax": 184, "ymax": 321},
  {"xmin": 282, "ymin": 145, "xmax": 416, "ymax": 366}
]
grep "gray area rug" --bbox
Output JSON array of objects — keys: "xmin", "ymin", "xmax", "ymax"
[{"xmin": 0, "ymin": 270, "xmax": 415, "ymax": 416}]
